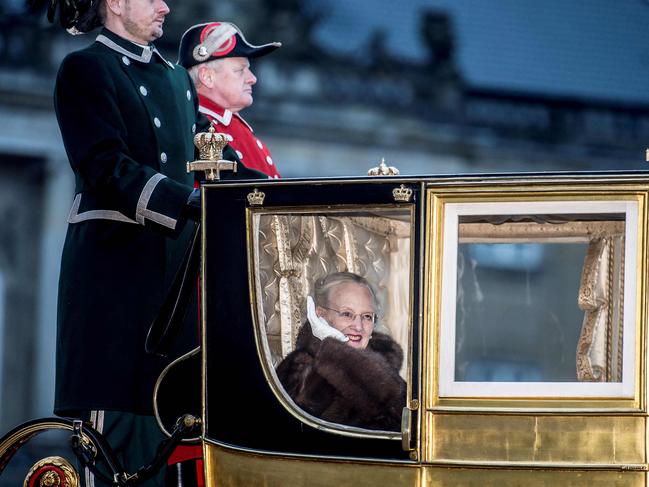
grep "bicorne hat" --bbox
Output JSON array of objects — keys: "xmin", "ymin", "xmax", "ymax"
[{"xmin": 178, "ymin": 22, "xmax": 281, "ymax": 70}]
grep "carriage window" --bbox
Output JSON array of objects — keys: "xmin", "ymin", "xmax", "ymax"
[
  {"xmin": 438, "ymin": 200, "xmax": 638, "ymax": 399},
  {"xmin": 250, "ymin": 209, "xmax": 413, "ymax": 433}
]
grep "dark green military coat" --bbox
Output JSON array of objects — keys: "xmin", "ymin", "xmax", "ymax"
[{"xmin": 54, "ymin": 28, "xmax": 211, "ymax": 415}]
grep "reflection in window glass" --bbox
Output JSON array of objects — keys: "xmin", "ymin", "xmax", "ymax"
[
  {"xmin": 452, "ymin": 211, "xmax": 628, "ymax": 385},
  {"xmin": 438, "ymin": 200, "xmax": 637, "ymax": 398},
  {"xmin": 455, "ymin": 243, "xmax": 587, "ymax": 382}
]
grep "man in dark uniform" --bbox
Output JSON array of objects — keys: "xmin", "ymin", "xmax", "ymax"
[{"xmin": 32, "ymin": 0, "xmax": 263, "ymax": 484}]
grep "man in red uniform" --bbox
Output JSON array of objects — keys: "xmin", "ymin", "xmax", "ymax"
[
  {"xmin": 178, "ymin": 22, "xmax": 281, "ymax": 179},
  {"xmin": 166, "ymin": 23, "xmax": 281, "ymax": 485}
]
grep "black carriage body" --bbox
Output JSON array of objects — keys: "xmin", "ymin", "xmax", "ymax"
[{"xmin": 202, "ymin": 178, "xmax": 422, "ymax": 460}]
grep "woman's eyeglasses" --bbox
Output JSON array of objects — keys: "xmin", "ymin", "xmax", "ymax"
[{"xmin": 321, "ymin": 306, "xmax": 376, "ymax": 324}]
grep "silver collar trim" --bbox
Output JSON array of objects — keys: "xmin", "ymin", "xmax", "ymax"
[
  {"xmin": 199, "ymin": 105, "xmax": 233, "ymax": 126},
  {"xmin": 96, "ymin": 34, "xmax": 174, "ymax": 68}
]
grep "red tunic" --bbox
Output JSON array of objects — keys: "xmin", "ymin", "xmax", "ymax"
[{"xmin": 198, "ymin": 95, "xmax": 280, "ymax": 178}]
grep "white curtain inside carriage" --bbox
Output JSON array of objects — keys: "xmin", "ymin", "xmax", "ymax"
[{"xmin": 251, "ymin": 212, "xmax": 412, "ymax": 376}]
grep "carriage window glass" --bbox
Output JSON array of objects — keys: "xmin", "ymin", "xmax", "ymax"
[
  {"xmin": 250, "ymin": 208, "xmax": 413, "ymax": 434},
  {"xmin": 438, "ymin": 200, "xmax": 638, "ymax": 399}
]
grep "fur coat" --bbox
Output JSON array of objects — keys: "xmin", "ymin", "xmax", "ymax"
[{"xmin": 276, "ymin": 323, "xmax": 406, "ymax": 431}]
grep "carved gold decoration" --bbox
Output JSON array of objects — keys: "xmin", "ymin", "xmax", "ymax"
[
  {"xmin": 41, "ymin": 471, "xmax": 60, "ymax": 486},
  {"xmin": 23, "ymin": 456, "xmax": 79, "ymax": 487},
  {"xmin": 393, "ymin": 184, "xmax": 413, "ymax": 202},
  {"xmin": 247, "ymin": 189, "xmax": 266, "ymax": 206},
  {"xmin": 195, "ymin": 123, "xmax": 227, "ymax": 161},
  {"xmin": 367, "ymin": 158, "xmax": 400, "ymax": 176},
  {"xmin": 186, "ymin": 122, "xmax": 236, "ymax": 181}
]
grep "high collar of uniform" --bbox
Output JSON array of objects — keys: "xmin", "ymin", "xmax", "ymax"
[
  {"xmin": 198, "ymin": 95, "xmax": 233, "ymax": 126},
  {"xmin": 96, "ymin": 28, "xmax": 174, "ymax": 68},
  {"xmin": 198, "ymin": 95, "xmax": 257, "ymax": 132}
]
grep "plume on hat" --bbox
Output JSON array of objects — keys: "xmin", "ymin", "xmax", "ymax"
[
  {"xmin": 178, "ymin": 21, "xmax": 282, "ymax": 69},
  {"xmin": 195, "ymin": 23, "xmax": 239, "ymax": 61},
  {"xmin": 28, "ymin": 0, "xmax": 100, "ymax": 32}
]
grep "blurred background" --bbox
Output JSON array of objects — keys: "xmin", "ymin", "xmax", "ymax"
[{"xmin": 1, "ymin": 0, "xmax": 649, "ymax": 442}]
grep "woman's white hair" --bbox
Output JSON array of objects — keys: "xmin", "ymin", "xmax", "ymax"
[{"xmin": 313, "ymin": 272, "xmax": 381, "ymax": 317}]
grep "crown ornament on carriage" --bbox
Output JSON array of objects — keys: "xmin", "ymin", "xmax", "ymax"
[
  {"xmin": 366, "ymin": 158, "xmax": 411, "ymax": 202},
  {"xmin": 186, "ymin": 122, "xmax": 237, "ymax": 181},
  {"xmin": 247, "ymin": 188, "xmax": 266, "ymax": 206},
  {"xmin": 392, "ymin": 185, "xmax": 413, "ymax": 202},
  {"xmin": 194, "ymin": 124, "xmax": 228, "ymax": 161},
  {"xmin": 367, "ymin": 158, "xmax": 400, "ymax": 176}
]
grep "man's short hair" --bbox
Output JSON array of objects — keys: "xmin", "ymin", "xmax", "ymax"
[{"xmin": 187, "ymin": 59, "xmax": 224, "ymax": 86}]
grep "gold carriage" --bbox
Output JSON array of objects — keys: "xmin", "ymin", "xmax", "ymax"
[{"xmin": 2, "ymin": 169, "xmax": 649, "ymax": 486}]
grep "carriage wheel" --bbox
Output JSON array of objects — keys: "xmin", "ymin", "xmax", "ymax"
[
  {"xmin": 23, "ymin": 455, "xmax": 80, "ymax": 487},
  {"xmin": 0, "ymin": 418, "xmax": 87, "ymax": 487}
]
